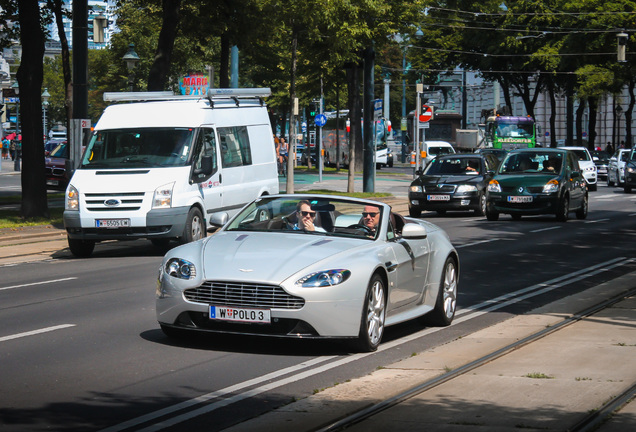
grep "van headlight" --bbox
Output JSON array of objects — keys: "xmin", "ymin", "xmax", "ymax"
[
  {"xmin": 65, "ymin": 185, "xmax": 79, "ymax": 211},
  {"xmin": 153, "ymin": 182, "xmax": 174, "ymax": 209}
]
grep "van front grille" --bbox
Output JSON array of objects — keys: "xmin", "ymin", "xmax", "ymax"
[{"xmin": 83, "ymin": 192, "xmax": 146, "ymax": 212}]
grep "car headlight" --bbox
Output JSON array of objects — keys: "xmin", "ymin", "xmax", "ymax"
[
  {"xmin": 65, "ymin": 184, "xmax": 79, "ymax": 211},
  {"xmin": 153, "ymin": 182, "xmax": 175, "ymax": 209},
  {"xmin": 165, "ymin": 258, "xmax": 196, "ymax": 280},
  {"xmin": 487, "ymin": 180, "xmax": 501, "ymax": 193},
  {"xmin": 627, "ymin": 166, "xmax": 635, "ymax": 173},
  {"xmin": 543, "ymin": 179, "xmax": 559, "ymax": 193},
  {"xmin": 410, "ymin": 185, "xmax": 423, "ymax": 193},
  {"xmin": 296, "ymin": 269, "xmax": 351, "ymax": 287},
  {"xmin": 456, "ymin": 184, "xmax": 478, "ymax": 193}
]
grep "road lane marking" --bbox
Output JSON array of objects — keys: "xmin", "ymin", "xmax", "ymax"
[
  {"xmin": 0, "ymin": 324, "xmax": 76, "ymax": 342},
  {"xmin": 455, "ymin": 238, "xmax": 501, "ymax": 249},
  {"xmin": 0, "ymin": 277, "xmax": 77, "ymax": 291},
  {"xmin": 102, "ymin": 256, "xmax": 634, "ymax": 432},
  {"xmin": 530, "ymin": 226, "xmax": 561, "ymax": 233},
  {"xmin": 585, "ymin": 218, "xmax": 610, "ymax": 224}
]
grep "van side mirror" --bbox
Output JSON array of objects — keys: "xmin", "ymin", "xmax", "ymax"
[
  {"xmin": 194, "ymin": 155, "xmax": 214, "ymax": 177},
  {"xmin": 65, "ymin": 159, "xmax": 75, "ymax": 179}
]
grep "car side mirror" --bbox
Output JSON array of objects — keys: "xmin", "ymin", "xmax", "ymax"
[
  {"xmin": 401, "ymin": 223, "xmax": 427, "ymax": 239},
  {"xmin": 209, "ymin": 212, "xmax": 229, "ymax": 227},
  {"xmin": 571, "ymin": 171, "xmax": 581, "ymax": 179}
]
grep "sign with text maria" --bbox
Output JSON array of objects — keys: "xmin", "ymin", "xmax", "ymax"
[{"xmin": 179, "ymin": 74, "xmax": 209, "ymax": 96}]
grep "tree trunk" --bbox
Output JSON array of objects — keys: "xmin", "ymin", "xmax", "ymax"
[
  {"xmin": 548, "ymin": 81, "xmax": 557, "ymax": 148},
  {"xmin": 49, "ymin": 0, "xmax": 72, "ymax": 129},
  {"xmin": 626, "ymin": 79, "xmax": 635, "ymax": 148},
  {"xmin": 575, "ymin": 99, "xmax": 586, "ymax": 147},
  {"xmin": 346, "ymin": 63, "xmax": 361, "ymax": 193},
  {"xmin": 17, "ymin": 0, "xmax": 49, "ymax": 218},
  {"xmin": 148, "ymin": 0, "xmax": 182, "ymax": 91},
  {"xmin": 219, "ymin": 34, "xmax": 230, "ymax": 88},
  {"xmin": 588, "ymin": 97, "xmax": 598, "ymax": 150},
  {"xmin": 565, "ymin": 78, "xmax": 575, "ymax": 146}
]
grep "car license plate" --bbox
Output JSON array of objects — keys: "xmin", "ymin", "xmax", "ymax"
[
  {"xmin": 508, "ymin": 196, "xmax": 533, "ymax": 203},
  {"xmin": 427, "ymin": 194, "xmax": 450, "ymax": 201},
  {"xmin": 95, "ymin": 219, "xmax": 130, "ymax": 228},
  {"xmin": 210, "ymin": 306, "xmax": 271, "ymax": 324}
]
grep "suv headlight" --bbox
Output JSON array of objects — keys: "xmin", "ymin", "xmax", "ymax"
[
  {"xmin": 153, "ymin": 182, "xmax": 175, "ymax": 209},
  {"xmin": 487, "ymin": 180, "xmax": 501, "ymax": 193},
  {"xmin": 65, "ymin": 185, "xmax": 79, "ymax": 211}
]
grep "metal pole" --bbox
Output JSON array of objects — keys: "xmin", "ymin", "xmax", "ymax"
[
  {"xmin": 319, "ymin": 83, "xmax": 323, "ymax": 183},
  {"xmin": 401, "ymin": 49, "xmax": 407, "ymax": 163}
]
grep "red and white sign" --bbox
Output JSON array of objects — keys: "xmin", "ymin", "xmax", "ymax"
[{"xmin": 419, "ymin": 105, "xmax": 433, "ymax": 122}]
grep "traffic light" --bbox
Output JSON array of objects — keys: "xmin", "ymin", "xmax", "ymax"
[{"xmin": 308, "ymin": 102, "xmax": 317, "ymax": 117}]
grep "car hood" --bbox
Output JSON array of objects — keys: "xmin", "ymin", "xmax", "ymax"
[
  {"xmin": 494, "ymin": 173, "xmax": 559, "ymax": 188},
  {"xmin": 415, "ymin": 174, "xmax": 483, "ymax": 187},
  {"xmin": 200, "ymin": 231, "xmax": 368, "ymax": 283}
]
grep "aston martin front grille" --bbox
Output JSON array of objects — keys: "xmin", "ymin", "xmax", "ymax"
[{"xmin": 184, "ymin": 281, "xmax": 305, "ymax": 310}]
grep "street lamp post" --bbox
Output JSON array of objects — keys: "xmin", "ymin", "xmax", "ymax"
[
  {"xmin": 41, "ymin": 88, "xmax": 50, "ymax": 138},
  {"xmin": 122, "ymin": 43, "xmax": 140, "ymax": 92}
]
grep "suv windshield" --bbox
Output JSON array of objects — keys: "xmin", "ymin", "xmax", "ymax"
[{"xmin": 80, "ymin": 128, "xmax": 195, "ymax": 169}]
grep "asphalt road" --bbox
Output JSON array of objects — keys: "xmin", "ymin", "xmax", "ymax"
[{"xmin": 1, "ymin": 178, "xmax": 635, "ymax": 431}]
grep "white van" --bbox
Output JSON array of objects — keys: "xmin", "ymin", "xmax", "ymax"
[
  {"xmin": 422, "ymin": 141, "xmax": 455, "ymax": 167},
  {"xmin": 63, "ymin": 88, "xmax": 279, "ymax": 257}
]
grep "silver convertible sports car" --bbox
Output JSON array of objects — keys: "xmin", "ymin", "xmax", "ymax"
[{"xmin": 156, "ymin": 194, "xmax": 459, "ymax": 352}]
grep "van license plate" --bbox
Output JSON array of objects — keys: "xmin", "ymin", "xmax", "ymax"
[
  {"xmin": 508, "ymin": 196, "xmax": 533, "ymax": 203},
  {"xmin": 96, "ymin": 219, "xmax": 130, "ymax": 228},
  {"xmin": 210, "ymin": 306, "xmax": 271, "ymax": 323}
]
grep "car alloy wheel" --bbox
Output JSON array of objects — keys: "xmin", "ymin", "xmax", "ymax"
[
  {"xmin": 576, "ymin": 193, "xmax": 588, "ymax": 219},
  {"xmin": 421, "ymin": 256, "xmax": 457, "ymax": 326},
  {"xmin": 556, "ymin": 195, "xmax": 569, "ymax": 222},
  {"xmin": 354, "ymin": 274, "xmax": 386, "ymax": 352}
]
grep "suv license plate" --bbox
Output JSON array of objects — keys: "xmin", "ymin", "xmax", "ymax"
[
  {"xmin": 508, "ymin": 196, "xmax": 533, "ymax": 203},
  {"xmin": 95, "ymin": 219, "xmax": 130, "ymax": 228},
  {"xmin": 210, "ymin": 306, "xmax": 271, "ymax": 324}
]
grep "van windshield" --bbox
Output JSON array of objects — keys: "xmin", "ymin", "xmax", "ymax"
[{"xmin": 80, "ymin": 128, "xmax": 195, "ymax": 169}]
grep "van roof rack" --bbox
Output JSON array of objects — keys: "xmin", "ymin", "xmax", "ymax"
[{"xmin": 103, "ymin": 88, "xmax": 272, "ymax": 105}]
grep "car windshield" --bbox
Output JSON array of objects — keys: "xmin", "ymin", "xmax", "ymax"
[
  {"xmin": 49, "ymin": 142, "xmax": 69, "ymax": 158},
  {"xmin": 500, "ymin": 152, "xmax": 563, "ymax": 174},
  {"xmin": 225, "ymin": 196, "xmax": 385, "ymax": 240},
  {"xmin": 425, "ymin": 157, "xmax": 482, "ymax": 175},
  {"xmin": 591, "ymin": 151, "xmax": 610, "ymax": 162},
  {"xmin": 569, "ymin": 149, "xmax": 590, "ymax": 161},
  {"xmin": 80, "ymin": 127, "xmax": 195, "ymax": 169},
  {"xmin": 429, "ymin": 146, "xmax": 454, "ymax": 156}
]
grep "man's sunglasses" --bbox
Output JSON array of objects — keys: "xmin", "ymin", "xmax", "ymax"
[
  {"xmin": 300, "ymin": 211, "xmax": 316, "ymax": 217},
  {"xmin": 362, "ymin": 212, "xmax": 379, "ymax": 217}
]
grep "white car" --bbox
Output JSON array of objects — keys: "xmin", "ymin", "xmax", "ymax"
[
  {"xmin": 561, "ymin": 146, "xmax": 598, "ymax": 191},
  {"xmin": 608, "ymin": 148, "xmax": 630, "ymax": 187},
  {"xmin": 156, "ymin": 194, "xmax": 459, "ymax": 352}
]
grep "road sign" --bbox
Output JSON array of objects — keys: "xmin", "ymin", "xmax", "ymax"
[
  {"xmin": 374, "ymin": 99, "xmax": 383, "ymax": 120},
  {"xmin": 314, "ymin": 114, "xmax": 327, "ymax": 127},
  {"xmin": 419, "ymin": 105, "xmax": 433, "ymax": 122},
  {"xmin": 301, "ymin": 121, "xmax": 307, "ymax": 133}
]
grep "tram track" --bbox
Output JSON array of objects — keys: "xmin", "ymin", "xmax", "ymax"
[{"xmin": 318, "ymin": 286, "xmax": 636, "ymax": 432}]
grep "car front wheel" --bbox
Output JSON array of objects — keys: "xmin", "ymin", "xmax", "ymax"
[
  {"xmin": 353, "ymin": 274, "xmax": 386, "ymax": 352},
  {"xmin": 485, "ymin": 203, "xmax": 499, "ymax": 221},
  {"xmin": 576, "ymin": 193, "xmax": 588, "ymax": 219},
  {"xmin": 556, "ymin": 195, "xmax": 569, "ymax": 222},
  {"xmin": 475, "ymin": 193, "xmax": 487, "ymax": 216},
  {"xmin": 420, "ymin": 256, "xmax": 458, "ymax": 327}
]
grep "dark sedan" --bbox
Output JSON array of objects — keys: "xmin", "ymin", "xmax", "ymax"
[
  {"xmin": 486, "ymin": 148, "xmax": 588, "ymax": 222},
  {"xmin": 408, "ymin": 153, "xmax": 500, "ymax": 217},
  {"xmin": 45, "ymin": 142, "xmax": 69, "ymax": 190}
]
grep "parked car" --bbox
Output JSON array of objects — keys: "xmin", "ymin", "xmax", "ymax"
[
  {"xmin": 486, "ymin": 148, "xmax": 588, "ymax": 222},
  {"xmin": 45, "ymin": 141, "xmax": 70, "ymax": 190},
  {"xmin": 591, "ymin": 150, "xmax": 610, "ymax": 181},
  {"xmin": 376, "ymin": 142, "xmax": 393, "ymax": 168},
  {"xmin": 623, "ymin": 148, "xmax": 636, "ymax": 193},
  {"xmin": 44, "ymin": 138, "xmax": 65, "ymax": 156},
  {"xmin": 561, "ymin": 146, "xmax": 597, "ymax": 191},
  {"xmin": 607, "ymin": 148, "xmax": 630, "ymax": 186},
  {"xmin": 156, "ymin": 194, "xmax": 459, "ymax": 352},
  {"xmin": 408, "ymin": 153, "xmax": 500, "ymax": 217}
]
